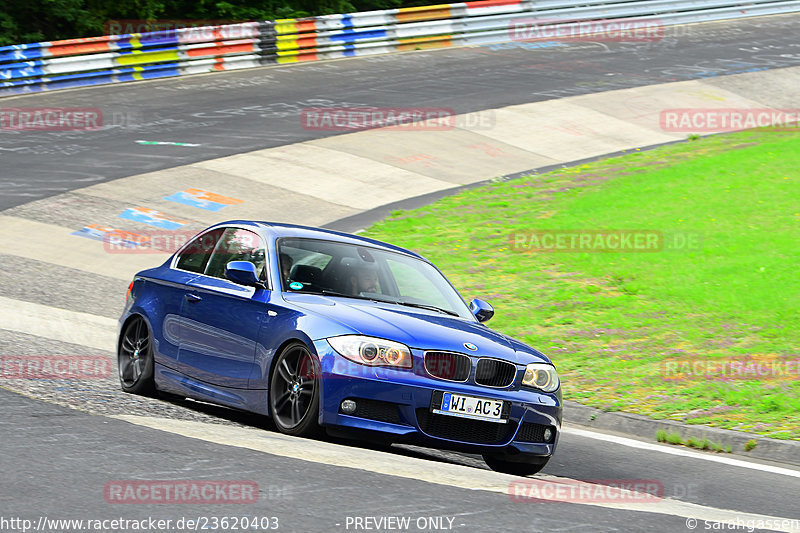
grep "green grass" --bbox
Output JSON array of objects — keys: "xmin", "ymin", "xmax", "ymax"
[
  {"xmin": 686, "ymin": 437, "xmax": 710, "ymax": 450},
  {"xmin": 364, "ymin": 128, "xmax": 800, "ymax": 439},
  {"xmin": 657, "ymin": 429, "xmax": 679, "ymax": 444}
]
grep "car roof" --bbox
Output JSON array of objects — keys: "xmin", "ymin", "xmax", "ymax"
[{"xmin": 212, "ymin": 220, "xmax": 426, "ymax": 260}]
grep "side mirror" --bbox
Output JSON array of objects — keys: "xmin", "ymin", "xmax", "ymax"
[
  {"xmin": 225, "ymin": 261, "xmax": 263, "ymax": 288},
  {"xmin": 469, "ymin": 299, "xmax": 494, "ymax": 323}
]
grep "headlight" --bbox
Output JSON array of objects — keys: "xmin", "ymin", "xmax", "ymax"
[
  {"xmin": 328, "ymin": 336, "xmax": 412, "ymax": 368},
  {"xmin": 522, "ymin": 363, "xmax": 559, "ymax": 392}
]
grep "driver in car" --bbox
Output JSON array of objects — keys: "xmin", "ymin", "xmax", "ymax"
[
  {"xmin": 280, "ymin": 253, "xmax": 293, "ymax": 283},
  {"xmin": 349, "ymin": 267, "xmax": 380, "ymax": 295}
]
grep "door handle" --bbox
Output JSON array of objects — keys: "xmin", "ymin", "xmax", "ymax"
[{"xmin": 185, "ymin": 293, "xmax": 202, "ymax": 303}]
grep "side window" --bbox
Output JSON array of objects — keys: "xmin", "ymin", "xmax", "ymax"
[
  {"xmin": 204, "ymin": 228, "xmax": 267, "ymax": 281},
  {"xmin": 277, "ymin": 241, "xmax": 333, "ymax": 290},
  {"xmin": 175, "ymin": 228, "xmax": 224, "ymax": 274}
]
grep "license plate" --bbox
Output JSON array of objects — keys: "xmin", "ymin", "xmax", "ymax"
[{"xmin": 432, "ymin": 392, "xmax": 506, "ymax": 424}]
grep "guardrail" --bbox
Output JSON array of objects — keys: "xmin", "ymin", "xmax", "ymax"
[
  {"xmin": 0, "ymin": 23, "xmax": 269, "ymax": 96},
  {"xmin": 2, "ymin": 0, "xmax": 800, "ymax": 97}
]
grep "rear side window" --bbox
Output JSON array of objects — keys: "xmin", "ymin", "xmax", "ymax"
[
  {"xmin": 204, "ymin": 228, "xmax": 267, "ymax": 281},
  {"xmin": 175, "ymin": 228, "xmax": 224, "ymax": 273}
]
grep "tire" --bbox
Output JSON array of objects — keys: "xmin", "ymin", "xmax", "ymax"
[
  {"xmin": 118, "ymin": 316, "xmax": 156, "ymax": 396},
  {"xmin": 482, "ymin": 454, "xmax": 550, "ymax": 476},
  {"xmin": 269, "ymin": 342, "xmax": 322, "ymax": 438}
]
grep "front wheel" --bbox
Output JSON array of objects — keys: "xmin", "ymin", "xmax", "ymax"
[
  {"xmin": 118, "ymin": 316, "xmax": 156, "ymax": 396},
  {"xmin": 269, "ymin": 343, "xmax": 322, "ymax": 438},
  {"xmin": 483, "ymin": 454, "xmax": 549, "ymax": 476}
]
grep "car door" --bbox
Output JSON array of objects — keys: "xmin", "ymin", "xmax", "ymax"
[
  {"xmin": 177, "ymin": 227, "xmax": 270, "ymax": 389},
  {"xmin": 155, "ymin": 227, "xmax": 225, "ymax": 370}
]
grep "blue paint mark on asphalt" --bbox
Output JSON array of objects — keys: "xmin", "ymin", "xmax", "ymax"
[
  {"xmin": 118, "ymin": 207, "xmax": 186, "ymax": 230},
  {"xmin": 482, "ymin": 41, "xmax": 565, "ymax": 50},
  {"xmin": 164, "ymin": 191, "xmax": 227, "ymax": 211}
]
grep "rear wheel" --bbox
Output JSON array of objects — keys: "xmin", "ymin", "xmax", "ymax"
[
  {"xmin": 483, "ymin": 454, "xmax": 549, "ymax": 476},
  {"xmin": 269, "ymin": 343, "xmax": 321, "ymax": 438},
  {"xmin": 118, "ymin": 317, "xmax": 156, "ymax": 395}
]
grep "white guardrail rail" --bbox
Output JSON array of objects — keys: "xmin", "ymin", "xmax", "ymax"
[{"xmin": 2, "ymin": 0, "xmax": 800, "ymax": 97}]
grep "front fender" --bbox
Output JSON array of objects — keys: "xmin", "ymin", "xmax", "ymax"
[{"xmin": 249, "ymin": 301, "xmax": 359, "ymax": 389}]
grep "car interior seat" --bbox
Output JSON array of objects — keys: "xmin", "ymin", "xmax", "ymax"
[{"xmin": 291, "ymin": 265, "xmax": 323, "ymax": 289}]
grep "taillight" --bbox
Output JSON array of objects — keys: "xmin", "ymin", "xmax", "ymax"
[{"xmin": 125, "ymin": 281, "xmax": 134, "ymax": 301}]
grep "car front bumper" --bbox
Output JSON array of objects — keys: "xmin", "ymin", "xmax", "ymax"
[{"xmin": 313, "ymin": 340, "xmax": 562, "ymax": 458}]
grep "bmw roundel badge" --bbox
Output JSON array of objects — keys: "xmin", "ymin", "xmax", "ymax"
[{"xmin": 464, "ymin": 342, "xmax": 478, "ymax": 351}]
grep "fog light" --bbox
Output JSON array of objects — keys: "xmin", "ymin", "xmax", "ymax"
[
  {"xmin": 544, "ymin": 427, "xmax": 554, "ymax": 442},
  {"xmin": 341, "ymin": 399, "xmax": 357, "ymax": 414}
]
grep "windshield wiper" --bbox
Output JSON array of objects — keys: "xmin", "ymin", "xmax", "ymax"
[
  {"xmin": 318, "ymin": 289, "xmax": 393, "ymax": 304},
  {"xmin": 393, "ymin": 301, "xmax": 460, "ymax": 317},
  {"xmin": 317, "ymin": 290, "xmax": 459, "ymax": 316}
]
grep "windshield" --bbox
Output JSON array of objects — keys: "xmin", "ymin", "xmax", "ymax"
[{"xmin": 277, "ymin": 238, "xmax": 474, "ymax": 320}]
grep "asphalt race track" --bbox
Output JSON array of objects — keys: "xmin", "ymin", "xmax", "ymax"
[
  {"xmin": 1, "ymin": 12, "xmax": 800, "ymax": 533},
  {"xmin": 3, "ymin": 385, "xmax": 800, "ymax": 532},
  {"xmin": 2, "ymin": 15, "xmax": 800, "ymax": 210}
]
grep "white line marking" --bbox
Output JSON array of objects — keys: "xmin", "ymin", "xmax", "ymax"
[
  {"xmin": 135, "ymin": 140, "xmax": 201, "ymax": 147},
  {"xmin": 563, "ymin": 426, "xmax": 800, "ymax": 478},
  {"xmin": 112, "ymin": 415, "xmax": 800, "ymax": 532},
  {"xmin": 0, "ymin": 296, "xmax": 117, "ymax": 352}
]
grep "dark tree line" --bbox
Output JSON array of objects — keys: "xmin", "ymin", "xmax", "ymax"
[{"xmin": 0, "ymin": 0, "xmax": 436, "ymax": 46}]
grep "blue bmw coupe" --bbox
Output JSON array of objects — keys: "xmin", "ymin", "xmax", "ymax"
[{"xmin": 118, "ymin": 221, "xmax": 561, "ymax": 474}]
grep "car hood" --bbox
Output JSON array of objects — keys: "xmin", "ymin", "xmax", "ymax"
[{"xmin": 283, "ymin": 294, "xmax": 550, "ymax": 366}]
